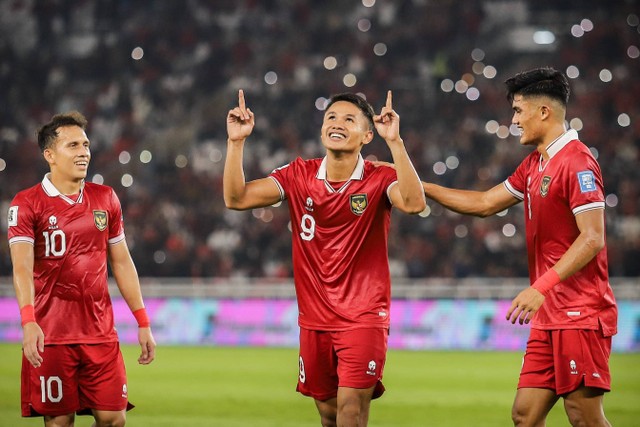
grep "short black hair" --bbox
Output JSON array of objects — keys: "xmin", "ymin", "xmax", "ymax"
[
  {"xmin": 325, "ymin": 93, "xmax": 375, "ymax": 130},
  {"xmin": 36, "ymin": 111, "xmax": 88, "ymax": 152},
  {"xmin": 505, "ymin": 67, "xmax": 570, "ymax": 107}
]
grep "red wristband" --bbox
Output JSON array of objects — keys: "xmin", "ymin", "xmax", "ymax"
[
  {"xmin": 133, "ymin": 308, "xmax": 151, "ymax": 327},
  {"xmin": 20, "ymin": 304, "xmax": 36, "ymax": 327},
  {"xmin": 531, "ymin": 269, "xmax": 561, "ymax": 296}
]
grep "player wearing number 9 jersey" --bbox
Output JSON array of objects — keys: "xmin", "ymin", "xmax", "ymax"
[
  {"xmin": 269, "ymin": 156, "xmax": 397, "ymax": 331},
  {"xmin": 7, "ymin": 111, "xmax": 155, "ymax": 427},
  {"xmin": 224, "ymin": 90, "xmax": 425, "ymax": 426}
]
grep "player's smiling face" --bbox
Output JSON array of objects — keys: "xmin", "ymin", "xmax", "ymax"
[
  {"xmin": 511, "ymin": 94, "xmax": 544, "ymax": 147},
  {"xmin": 321, "ymin": 101, "xmax": 373, "ymax": 153},
  {"xmin": 45, "ymin": 125, "xmax": 91, "ymax": 182}
]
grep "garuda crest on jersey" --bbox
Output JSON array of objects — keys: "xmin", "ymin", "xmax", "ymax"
[
  {"xmin": 540, "ymin": 176, "xmax": 552, "ymax": 197},
  {"xmin": 93, "ymin": 210, "xmax": 108, "ymax": 231},
  {"xmin": 350, "ymin": 194, "xmax": 368, "ymax": 215}
]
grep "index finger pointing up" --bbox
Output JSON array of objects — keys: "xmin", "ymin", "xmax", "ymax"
[
  {"xmin": 386, "ymin": 90, "xmax": 392, "ymax": 110},
  {"xmin": 239, "ymin": 89, "xmax": 246, "ymax": 110}
]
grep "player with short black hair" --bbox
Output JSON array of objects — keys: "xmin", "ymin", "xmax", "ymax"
[
  {"xmin": 224, "ymin": 89, "xmax": 425, "ymax": 426},
  {"xmin": 8, "ymin": 111, "xmax": 156, "ymax": 427},
  {"xmin": 420, "ymin": 67, "xmax": 617, "ymax": 426}
]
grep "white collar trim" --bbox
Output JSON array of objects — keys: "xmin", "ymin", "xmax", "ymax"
[
  {"xmin": 546, "ymin": 129, "xmax": 578, "ymax": 159},
  {"xmin": 41, "ymin": 174, "xmax": 85, "ymax": 205},
  {"xmin": 315, "ymin": 154, "xmax": 365, "ymax": 194}
]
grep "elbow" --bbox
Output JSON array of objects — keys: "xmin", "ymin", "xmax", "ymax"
[
  {"xmin": 585, "ymin": 231, "xmax": 605, "ymax": 254},
  {"xmin": 404, "ymin": 197, "xmax": 427, "ymax": 215}
]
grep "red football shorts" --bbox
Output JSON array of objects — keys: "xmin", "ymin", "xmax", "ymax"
[
  {"xmin": 296, "ymin": 327, "xmax": 388, "ymax": 401},
  {"xmin": 21, "ymin": 342, "xmax": 133, "ymax": 417},
  {"xmin": 518, "ymin": 328, "xmax": 612, "ymax": 395}
]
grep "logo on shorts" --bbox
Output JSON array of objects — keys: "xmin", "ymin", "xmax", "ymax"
[
  {"xmin": 366, "ymin": 360, "xmax": 377, "ymax": 376},
  {"xmin": 350, "ymin": 194, "xmax": 368, "ymax": 215},
  {"xmin": 93, "ymin": 210, "xmax": 108, "ymax": 231},
  {"xmin": 570, "ymin": 360, "xmax": 578, "ymax": 375},
  {"xmin": 122, "ymin": 383, "xmax": 128, "ymax": 398}
]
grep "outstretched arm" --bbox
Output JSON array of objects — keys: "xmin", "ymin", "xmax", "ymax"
[
  {"xmin": 423, "ymin": 181, "xmax": 519, "ymax": 217},
  {"xmin": 109, "ymin": 240, "xmax": 156, "ymax": 365},
  {"xmin": 374, "ymin": 91, "xmax": 426, "ymax": 214},
  {"xmin": 224, "ymin": 89, "xmax": 281, "ymax": 210}
]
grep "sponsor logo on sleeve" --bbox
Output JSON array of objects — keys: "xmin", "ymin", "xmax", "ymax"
[
  {"xmin": 577, "ymin": 171, "xmax": 597, "ymax": 193},
  {"xmin": 8, "ymin": 206, "xmax": 18, "ymax": 226}
]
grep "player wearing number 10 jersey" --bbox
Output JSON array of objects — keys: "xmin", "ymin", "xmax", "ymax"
[
  {"xmin": 8, "ymin": 111, "xmax": 155, "ymax": 427},
  {"xmin": 224, "ymin": 90, "xmax": 425, "ymax": 426}
]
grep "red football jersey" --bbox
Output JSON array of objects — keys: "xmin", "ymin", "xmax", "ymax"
[
  {"xmin": 504, "ymin": 130, "xmax": 617, "ymax": 335},
  {"xmin": 270, "ymin": 155, "xmax": 398, "ymax": 331},
  {"xmin": 8, "ymin": 175, "xmax": 125, "ymax": 344}
]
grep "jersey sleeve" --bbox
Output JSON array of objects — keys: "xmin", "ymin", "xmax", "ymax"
[
  {"xmin": 269, "ymin": 159, "xmax": 298, "ymax": 201},
  {"xmin": 7, "ymin": 192, "xmax": 36, "ymax": 245},
  {"xmin": 107, "ymin": 188, "xmax": 126, "ymax": 244},
  {"xmin": 564, "ymin": 152, "xmax": 605, "ymax": 215},
  {"xmin": 503, "ymin": 156, "xmax": 530, "ymax": 201}
]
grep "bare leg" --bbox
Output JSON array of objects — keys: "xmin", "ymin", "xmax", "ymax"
[
  {"xmin": 563, "ymin": 386, "xmax": 611, "ymax": 427},
  {"xmin": 44, "ymin": 414, "xmax": 75, "ymax": 427},
  {"xmin": 315, "ymin": 397, "xmax": 338, "ymax": 427},
  {"xmin": 336, "ymin": 386, "xmax": 375, "ymax": 427},
  {"xmin": 91, "ymin": 409, "xmax": 127, "ymax": 427},
  {"xmin": 511, "ymin": 387, "xmax": 559, "ymax": 427}
]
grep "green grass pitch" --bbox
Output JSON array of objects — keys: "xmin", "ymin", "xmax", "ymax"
[{"xmin": 1, "ymin": 344, "xmax": 638, "ymax": 426}]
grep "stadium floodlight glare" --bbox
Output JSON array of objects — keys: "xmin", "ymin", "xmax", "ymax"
[{"xmin": 533, "ymin": 30, "xmax": 555, "ymax": 45}]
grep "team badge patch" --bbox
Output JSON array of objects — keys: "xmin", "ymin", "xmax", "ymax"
[
  {"xmin": 350, "ymin": 194, "xmax": 368, "ymax": 215},
  {"xmin": 577, "ymin": 171, "xmax": 597, "ymax": 193},
  {"xmin": 93, "ymin": 210, "xmax": 108, "ymax": 231},
  {"xmin": 8, "ymin": 206, "xmax": 18, "ymax": 227},
  {"xmin": 540, "ymin": 176, "xmax": 551, "ymax": 197}
]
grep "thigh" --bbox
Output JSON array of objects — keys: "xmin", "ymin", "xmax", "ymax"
[
  {"xmin": 297, "ymin": 328, "xmax": 338, "ymax": 401},
  {"xmin": 77, "ymin": 342, "xmax": 132, "ymax": 414},
  {"xmin": 551, "ymin": 329, "xmax": 612, "ymax": 395},
  {"xmin": 22, "ymin": 345, "xmax": 81, "ymax": 417},
  {"xmin": 334, "ymin": 328, "xmax": 388, "ymax": 399}
]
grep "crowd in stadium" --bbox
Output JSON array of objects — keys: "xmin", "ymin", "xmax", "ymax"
[{"xmin": 1, "ymin": 0, "xmax": 639, "ymax": 279}]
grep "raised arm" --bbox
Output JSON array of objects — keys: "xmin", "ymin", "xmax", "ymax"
[
  {"xmin": 374, "ymin": 91, "xmax": 426, "ymax": 214},
  {"xmin": 10, "ymin": 242, "xmax": 44, "ymax": 368},
  {"xmin": 108, "ymin": 240, "xmax": 156, "ymax": 365},
  {"xmin": 224, "ymin": 89, "xmax": 281, "ymax": 210},
  {"xmin": 423, "ymin": 181, "xmax": 519, "ymax": 217}
]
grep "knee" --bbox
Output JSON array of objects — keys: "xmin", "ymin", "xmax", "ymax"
[
  {"xmin": 511, "ymin": 403, "xmax": 535, "ymax": 427},
  {"xmin": 564, "ymin": 400, "xmax": 590, "ymax": 427},
  {"xmin": 94, "ymin": 412, "xmax": 126, "ymax": 427}
]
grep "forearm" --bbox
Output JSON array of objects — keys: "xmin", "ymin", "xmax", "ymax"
[
  {"xmin": 423, "ymin": 182, "xmax": 497, "ymax": 217},
  {"xmin": 223, "ymin": 139, "xmax": 249, "ymax": 209},
  {"xmin": 387, "ymin": 139, "xmax": 426, "ymax": 213},
  {"xmin": 112, "ymin": 259, "xmax": 145, "ymax": 312}
]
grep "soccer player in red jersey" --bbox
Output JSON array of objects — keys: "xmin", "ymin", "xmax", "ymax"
[
  {"xmin": 224, "ymin": 90, "xmax": 425, "ymax": 426},
  {"xmin": 8, "ymin": 111, "xmax": 156, "ymax": 427},
  {"xmin": 420, "ymin": 68, "xmax": 617, "ymax": 426}
]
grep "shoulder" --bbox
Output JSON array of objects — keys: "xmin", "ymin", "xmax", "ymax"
[
  {"xmin": 11, "ymin": 183, "xmax": 43, "ymax": 205},
  {"xmin": 84, "ymin": 182, "xmax": 117, "ymax": 197},
  {"xmin": 363, "ymin": 160, "xmax": 396, "ymax": 179}
]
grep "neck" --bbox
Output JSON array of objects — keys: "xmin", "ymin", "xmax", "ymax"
[
  {"xmin": 537, "ymin": 124, "xmax": 567, "ymax": 160},
  {"xmin": 325, "ymin": 151, "xmax": 359, "ymax": 182},
  {"xmin": 49, "ymin": 173, "xmax": 83, "ymax": 195}
]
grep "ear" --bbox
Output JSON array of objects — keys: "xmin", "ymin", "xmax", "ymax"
[
  {"xmin": 362, "ymin": 129, "xmax": 374, "ymax": 145},
  {"xmin": 43, "ymin": 147, "xmax": 55, "ymax": 165},
  {"xmin": 539, "ymin": 105, "xmax": 551, "ymax": 121}
]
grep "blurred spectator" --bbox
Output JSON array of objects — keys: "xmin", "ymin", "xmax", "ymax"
[{"xmin": 1, "ymin": 0, "xmax": 638, "ymax": 279}]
